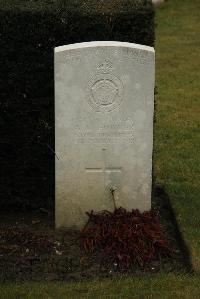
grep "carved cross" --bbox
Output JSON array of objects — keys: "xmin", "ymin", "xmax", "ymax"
[
  {"xmin": 85, "ymin": 167, "xmax": 122, "ymax": 174},
  {"xmin": 85, "ymin": 148, "xmax": 122, "ymax": 175},
  {"xmin": 85, "ymin": 148, "xmax": 122, "ymax": 200}
]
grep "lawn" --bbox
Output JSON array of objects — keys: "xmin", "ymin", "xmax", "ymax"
[
  {"xmin": 0, "ymin": 0, "xmax": 200, "ymax": 297},
  {"xmin": 0, "ymin": 274, "xmax": 200, "ymax": 299},
  {"xmin": 154, "ymin": 0, "xmax": 200, "ymax": 270}
]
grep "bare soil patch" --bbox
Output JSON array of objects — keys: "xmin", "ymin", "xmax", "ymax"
[{"xmin": 0, "ymin": 192, "xmax": 189, "ymax": 282}]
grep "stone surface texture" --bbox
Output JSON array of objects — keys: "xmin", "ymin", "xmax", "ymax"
[
  {"xmin": 55, "ymin": 41, "xmax": 155, "ymax": 228},
  {"xmin": 152, "ymin": 0, "xmax": 165, "ymax": 5}
]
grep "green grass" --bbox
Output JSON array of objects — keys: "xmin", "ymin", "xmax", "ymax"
[
  {"xmin": 0, "ymin": 274, "xmax": 200, "ymax": 298},
  {"xmin": 0, "ymin": 0, "xmax": 200, "ymax": 297},
  {"xmin": 154, "ymin": 0, "xmax": 200, "ymax": 270}
]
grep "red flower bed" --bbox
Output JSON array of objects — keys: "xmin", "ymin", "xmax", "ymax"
[{"xmin": 81, "ymin": 208, "xmax": 172, "ymax": 269}]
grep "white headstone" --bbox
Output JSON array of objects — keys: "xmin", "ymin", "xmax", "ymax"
[{"xmin": 55, "ymin": 41, "xmax": 155, "ymax": 228}]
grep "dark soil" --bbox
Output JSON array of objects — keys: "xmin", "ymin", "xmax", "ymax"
[{"xmin": 0, "ymin": 190, "xmax": 191, "ymax": 282}]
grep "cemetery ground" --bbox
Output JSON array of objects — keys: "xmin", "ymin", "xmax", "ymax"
[{"xmin": 0, "ymin": 0, "xmax": 200, "ymax": 297}]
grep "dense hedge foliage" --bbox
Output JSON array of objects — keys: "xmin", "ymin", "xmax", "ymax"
[{"xmin": 0, "ymin": 0, "xmax": 155, "ymax": 210}]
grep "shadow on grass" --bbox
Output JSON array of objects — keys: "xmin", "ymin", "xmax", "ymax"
[{"xmin": 153, "ymin": 185, "xmax": 193, "ymax": 272}]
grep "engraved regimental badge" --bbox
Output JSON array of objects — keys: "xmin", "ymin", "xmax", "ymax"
[{"xmin": 87, "ymin": 60, "xmax": 124, "ymax": 112}]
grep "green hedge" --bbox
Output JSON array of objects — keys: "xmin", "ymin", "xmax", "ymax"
[{"xmin": 0, "ymin": 0, "xmax": 155, "ymax": 210}]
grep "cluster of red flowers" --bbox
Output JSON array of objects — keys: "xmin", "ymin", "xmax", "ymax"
[{"xmin": 81, "ymin": 208, "xmax": 172, "ymax": 268}]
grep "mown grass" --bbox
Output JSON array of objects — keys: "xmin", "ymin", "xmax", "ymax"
[
  {"xmin": 0, "ymin": 274, "xmax": 200, "ymax": 298},
  {"xmin": 0, "ymin": 0, "xmax": 199, "ymax": 297},
  {"xmin": 154, "ymin": 0, "xmax": 200, "ymax": 270}
]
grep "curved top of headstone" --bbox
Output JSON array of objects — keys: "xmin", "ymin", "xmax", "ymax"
[{"xmin": 55, "ymin": 41, "xmax": 155, "ymax": 54}]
